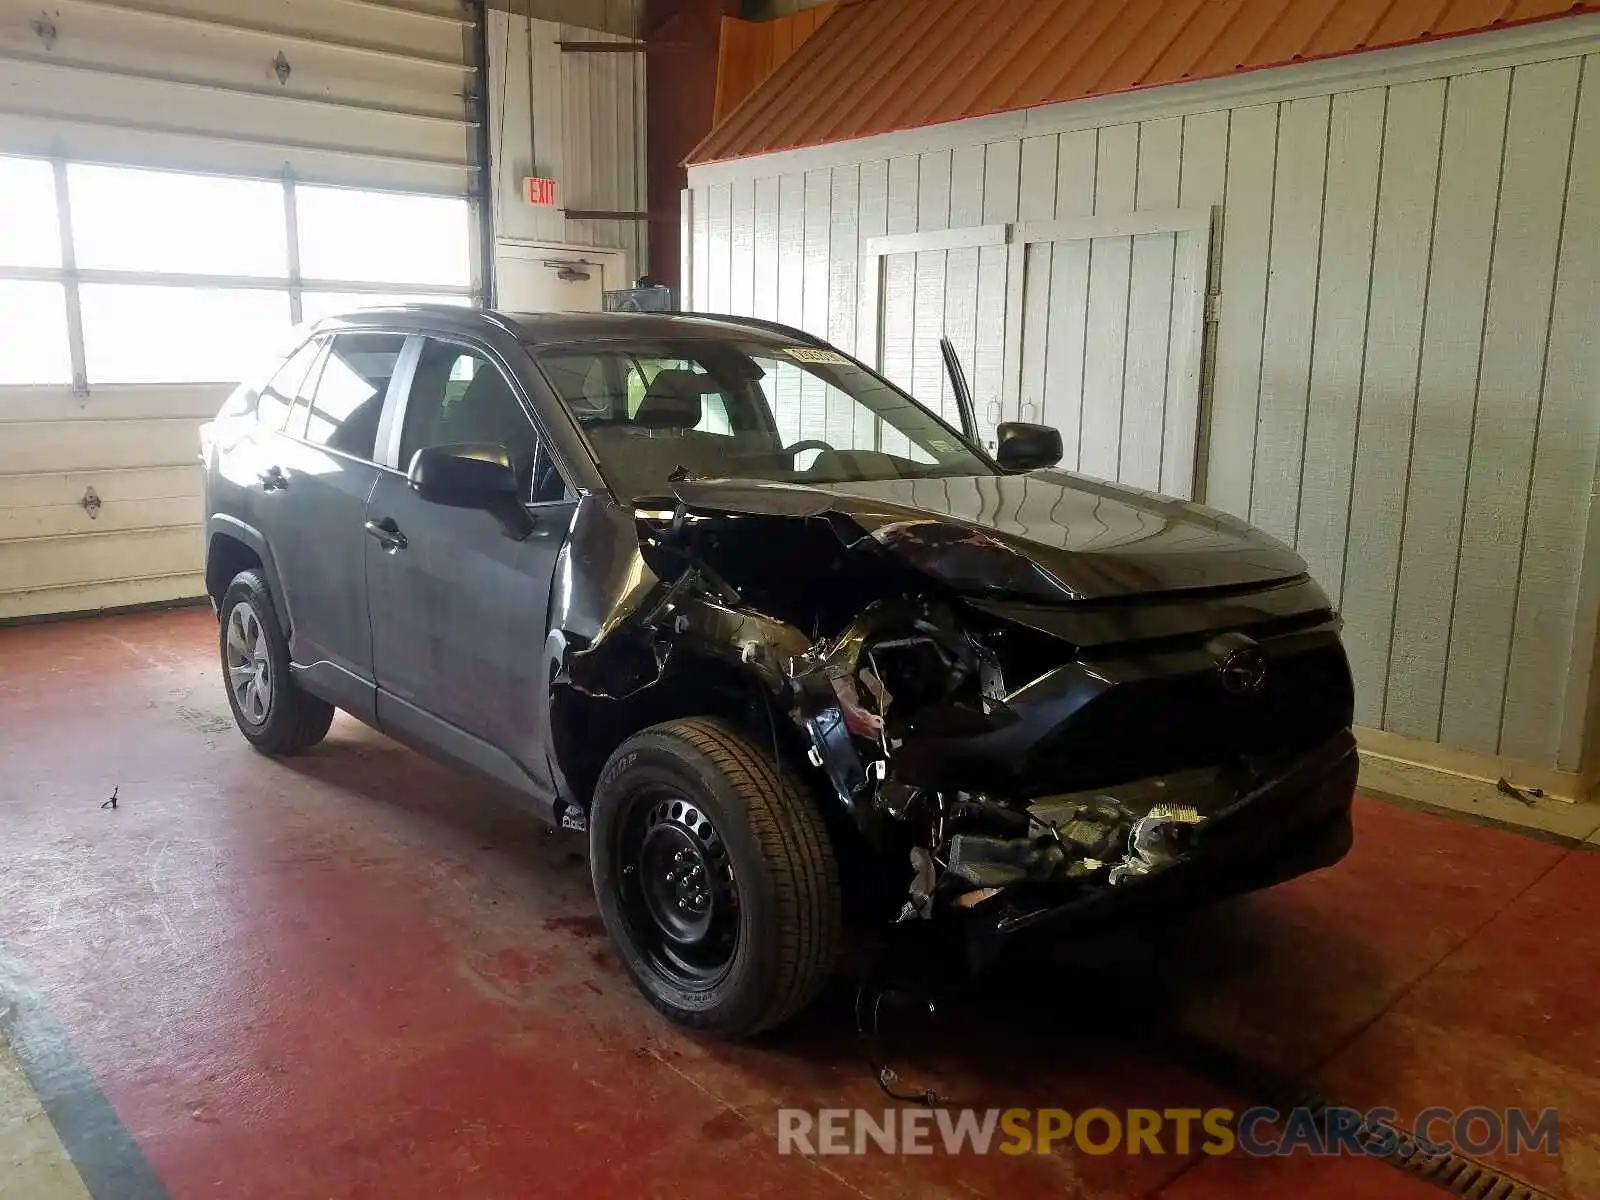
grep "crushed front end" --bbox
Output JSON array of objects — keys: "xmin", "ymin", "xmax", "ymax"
[{"xmin": 555, "ymin": 482, "xmax": 1358, "ymax": 965}]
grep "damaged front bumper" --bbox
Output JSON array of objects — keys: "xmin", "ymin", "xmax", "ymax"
[
  {"xmin": 961, "ymin": 728, "xmax": 1358, "ymax": 964},
  {"xmin": 550, "ymin": 490, "xmax": 1359, "ymax": 960}
]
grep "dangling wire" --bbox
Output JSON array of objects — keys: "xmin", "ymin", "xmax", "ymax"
[{"xmin": 854, "ymin": 953, "xmax": 947, "ymax": 1107}]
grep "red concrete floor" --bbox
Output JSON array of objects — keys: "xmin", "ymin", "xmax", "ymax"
[{"xmin": 0, "ymin": 608, "xmax": 1594, "ymax": 1198}]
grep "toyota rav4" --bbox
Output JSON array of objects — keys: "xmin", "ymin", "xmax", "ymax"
[{"xmin": 201, "ymin": 306, "xmax": 1357, "ymax": 1039}]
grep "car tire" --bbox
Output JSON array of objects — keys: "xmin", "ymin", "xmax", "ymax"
[
  {"xmin": 590, "ymin": 717, "xmax": 841, "ymax": 1039},
  {"xmin": 219, "ymin": 569, "xmax": 334, "ymax": 755}
]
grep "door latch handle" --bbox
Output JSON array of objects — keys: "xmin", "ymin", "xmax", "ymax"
[
  {"xmin": 363, "ymin": 517, "xmax": 407, "ymax": 552},
  {"xmin": 258, "ymin": 465, "xmax": 288, "ymax": 491}
]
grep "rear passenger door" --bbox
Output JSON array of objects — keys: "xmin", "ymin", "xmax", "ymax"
[
  {"xmin": 364, "ymin": 335, "xmax": 575, "ymax": 806},
  {"xmin": 270, "ymin": 331, "xmax": 408, "ymax": 720}
]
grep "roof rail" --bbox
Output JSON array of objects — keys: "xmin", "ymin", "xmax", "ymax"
[{"xmin": 679, "ymin": 312, "xmax": 826, "ymax": 346}]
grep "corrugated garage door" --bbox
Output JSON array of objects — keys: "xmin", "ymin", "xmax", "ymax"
[{"xmin": 0, "ymin": 0, "xmax": 483, "ymax": 620}]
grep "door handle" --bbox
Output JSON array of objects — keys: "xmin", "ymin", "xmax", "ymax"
[
  {"xmin": 258, "ymin": 465, "xmax": 288, "ymax": 491},
  {"xmin": 364, "ymin": 517, "xmax": 408, "ymax": 552}
]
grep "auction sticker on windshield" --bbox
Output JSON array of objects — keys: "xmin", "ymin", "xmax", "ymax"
[{"xmin": 784, "ymin": 347, "xmax": 851, "ymax": 365}]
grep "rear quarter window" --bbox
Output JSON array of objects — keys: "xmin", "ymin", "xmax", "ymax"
[{"xmin": 255, "ymin": 339, "xmax": 324, "ymax": 431}]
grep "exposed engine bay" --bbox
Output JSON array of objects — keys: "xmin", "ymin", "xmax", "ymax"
[{"xmin": 552, "ymin": 476, "xmax": 1358, "ymax": 956}]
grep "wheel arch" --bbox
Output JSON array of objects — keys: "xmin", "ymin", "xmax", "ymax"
[
  {"xmin": 205, "ymin": 516, "xmax": 290, "ymax": 631},
  {"xmin": 550, "ymin": 648, "xmax": 811, "ymax": 817}
]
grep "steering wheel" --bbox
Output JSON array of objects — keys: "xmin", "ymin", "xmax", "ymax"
[{"xmin": 786, "ymin": 439, "xmax": 836, "ymax": 470}]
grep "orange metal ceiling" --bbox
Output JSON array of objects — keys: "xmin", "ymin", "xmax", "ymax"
[
  {"xmin": 691, "ymin": 0, "xmax": 1598, "ymax": 164},
  {"xmin": 714, "ymin": 6, "xmax": 839, "ymax": 126}
]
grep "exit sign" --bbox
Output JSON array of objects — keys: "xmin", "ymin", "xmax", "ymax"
[{"xmin": 524, "ymin": 176, "xmax": 558, "ymax": 207}]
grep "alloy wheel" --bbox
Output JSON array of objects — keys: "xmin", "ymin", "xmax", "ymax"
[{"xmin": 224, "ymin": 600, "xmax": 273, "ymax": 726}]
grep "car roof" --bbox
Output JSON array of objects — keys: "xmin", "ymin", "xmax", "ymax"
[{"xmin": 311, "ymin": 306, "xmax": 826, "ymax": 349}]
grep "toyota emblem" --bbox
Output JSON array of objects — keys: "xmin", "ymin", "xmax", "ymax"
[{"xmin": 1218, "ymin": 643, "xmax": 1268, "ymax": 694}]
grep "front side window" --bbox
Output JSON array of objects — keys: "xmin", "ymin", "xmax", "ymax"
[
  {"xmin": 293, "ymin": 332, "xmax": 403, "ymax": 460},
  {"xmin": 530, "ymin": 339, "xmax": 988, "ymax": 501},
  {"xmin": 399, "ymin": 339, "xmax": 565, "ymax": 503}
]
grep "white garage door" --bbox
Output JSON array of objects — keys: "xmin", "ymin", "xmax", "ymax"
[{"xmin": 0, "ymin": 0, "xmax": 483, "ymax": 620}]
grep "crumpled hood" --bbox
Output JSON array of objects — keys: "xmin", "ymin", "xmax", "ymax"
[{"xmin": 668, "ymin": 471, "xmax": 1306, "ymax": 602}]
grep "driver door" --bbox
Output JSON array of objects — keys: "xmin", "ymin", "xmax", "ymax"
[{"xmin": 365, "ymin": 335, "xmax": 576, "ymax": 806}]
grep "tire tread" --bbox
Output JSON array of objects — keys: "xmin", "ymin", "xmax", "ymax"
[{"xmin": 596, "ymin": 716, "xmax": 840, "ymax": 1036}]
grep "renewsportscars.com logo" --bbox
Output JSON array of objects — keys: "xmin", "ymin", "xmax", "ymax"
[{"xmin": 777, "ymin": 1106, "xmax": 1559, "ymax": 1158}]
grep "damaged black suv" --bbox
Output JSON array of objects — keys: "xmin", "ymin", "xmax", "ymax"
[{"xmin": 201, "ymin": 306, "xmax": 1357, "ymax": 1039}]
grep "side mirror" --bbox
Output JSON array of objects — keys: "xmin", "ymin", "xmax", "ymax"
[
  {"xmin": 408, "ymin": 443, "xmax": 519, "ymax": 508},
  {"xmin": 995, "ymin": 422, "xmax": 1064, "ymax": 472},
  {"xmin": 408, "ymin": 443, "xmax": 536, "ymax": 540}
]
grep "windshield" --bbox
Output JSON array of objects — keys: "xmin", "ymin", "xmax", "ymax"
[{"xmin": 529, "ymin": 339, "xmax": 992, "ymax": 501}]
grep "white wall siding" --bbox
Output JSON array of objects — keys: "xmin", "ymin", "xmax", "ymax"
[
  {"xmin": 488, "ymin": 13, "xmax": 646, "ymax": 282},
  {"xmin": 1441, "ymin": 57, "xmax": 1586, "ymax": 758},
  {"xmin": 684, "ymin": 39, "xmax": 1600, "ymax": 774},
  {"xmin": 1341, "ymin": 79, "xmax": 1446, "ymax": 732}
]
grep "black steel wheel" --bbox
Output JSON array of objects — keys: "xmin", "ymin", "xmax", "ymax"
[
  {"xmin": 617, "ymin": 782, "xmax": 740, "ymax": 990},
  {"xmin": 590, "ymin": 717, "xmax": 841, "ymax": 1039}
]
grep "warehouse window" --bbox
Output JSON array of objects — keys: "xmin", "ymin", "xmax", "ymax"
[
  {"xmin": 0, "ymin": 282, "xmax": 72, "ymax": 385},
  {"xmin": 0, "ymin": 157, "xmax": 61, "ymax": 268},
  {"xmin": 68, "ymin": 165, "xmax": 287, "ymax": 277},
  {"xmin": 0, "ymin": 154, "xmax": 475, "ymax": 390},
  {"xmin": 0, "ymin": 157, "xmax": 70, "ymax": 384},
  {"xmin": 79, "ymin": 286, "xmax": 293, "ymax": 385},
  {"xmin": 296, "ymin": 187, "xmax": 470, "ymax": 287}
]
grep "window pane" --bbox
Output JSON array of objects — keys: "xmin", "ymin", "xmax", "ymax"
[
  {"xmin": 297, "ymin": 187, "xmax": 470, "ymax": 286},
  {"xmin": 299, "ymin": 291, "xmax": 471, "ymax": 325},
  {"xmin": 303, "ymin": 333, "xmax": 404, "ymax": 460},
  {"xmin": 69, "ymin": 165, "xmax": 287, "ymax": 276},
  {"xmin": 401, "ymin": 339, "xmax": 561, "ymax": 499},
  {"xmin": 0, "ymin": 282, "xmax": 71, "ymax": 384},
  {"xmin": 80, "ymin": 285, "xmax": 293, "ymax": 384},
  {"xmin": 0, "ymin": 157, "xmax": 60, "ymax": 268},
  {"xmin": 259, "ymin": 340, "xmax": 325, "ymax": 431},
  {"xmin": 535, "ymin": 342, "xmax": 980, "ymax": 501}
]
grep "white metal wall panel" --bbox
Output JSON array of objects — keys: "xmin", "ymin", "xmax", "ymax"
[
  {"xmin": 1207, "ymin": 103, "xmax": 1277, "ymax": 520},
  {"xmin": 941, "ymin": 144, "xmax": 984, "ymax": 434},
  {"xmin": 682, "ymin": 38, "xmax": 1600, "ymax": 774},
  {"xmin": 1248, "ymin": 96, "xmax": 1328, "ymax": 543},
  {"xmin": 1533, "ymin": 56, "xmax": 1600, "ymax": 770},
  {"xmin": 1441, "ymin": 57, "xmax": 1585, "ymax": 756},
  {"xmin": 1042, "ymin": 129, "xmax": 1097, "ymax": 471},
  {"xmin": 976, "ymin": 141, "xmax": 1018, "ymax": 448},
  {"xmin": 1341, "ymin": 79, "xmax": 1446, "ymax": 732},
  {"xmin": 802, "ymin": 168, "xmax": 831, "ymax": 440},
  {"xmin": 706, "ymin": 182, "xmax": 732, "ymax": 314},
  {"xmin": 911, "ymin": 151, "xmax": 951, "ymax": 421},
  {"xmin": 1385, "ymin": 70, "xmax": 1511, "ymax": 741},
  {"xmin": 488, "ymin": 13, "xmax": 647, "ymax": 281},
  {"xmin": 1123, "ymin": 117, "xmax": 1181, "ymax": 494},
  {"xmin": 1294, "ymin": 88, "xmax": 1384, "ymax": 611},
  {"xmin": 1016, "ymin": 134, "xmax": 1059, "ymax": 434},
  {"xmin": 753, "ymin": 175, "xmax": 780, "ymax": 321},
  {"xmin": 731, "ymin": 178, "xmax": 755, "ymax": 317}
]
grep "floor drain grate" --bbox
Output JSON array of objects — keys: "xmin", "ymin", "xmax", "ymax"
[
  {"xmin": 1151, "ymin": 1045, "xmax": 1557, "ymax": 1200},
  {"xmin": 1385, "ymin": 1140, "xmax": 1555, "ymax": 1200}
]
